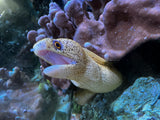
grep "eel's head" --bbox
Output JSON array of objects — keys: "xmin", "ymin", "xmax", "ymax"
[{"xmin": 33, "ymin": 38, "xmax": 86, "ymax": 66}]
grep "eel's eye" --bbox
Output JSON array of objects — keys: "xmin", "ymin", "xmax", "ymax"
[{"xmin": 54, "ymin": 41, "xmax": 61, "ymax": 50}]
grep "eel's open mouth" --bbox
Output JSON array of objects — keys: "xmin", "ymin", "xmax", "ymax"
[{"xmin": 36, "ymin": 50, "xmax": 76, "ymax": 65}]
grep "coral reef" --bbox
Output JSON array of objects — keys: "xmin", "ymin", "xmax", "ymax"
[
  {"xmin": 26, "ymin": 0, "xmax": 160, "ymax": 118},
  {"xmin": 0, "ymin": 0, "xmax": 159, "ymax": 119},
  {"xmin": 26, "ymin": 2, "xmax": 160, "ymax": 118},
  {"xmin": 0, "ymin": 67, "xmax": 72, "ymax": 120},
  {"xmin": 28, "ymin": 0, "xmax": 160, "ymax": 61}
]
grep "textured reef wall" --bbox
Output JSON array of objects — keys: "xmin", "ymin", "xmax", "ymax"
[{"xmin": 111, "ymin": 77, "xmax": 160, "ymax": 120}]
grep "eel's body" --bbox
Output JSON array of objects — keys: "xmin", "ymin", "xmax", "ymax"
[{"xmin": 33, "ymin": 38, "xmax": 122, "ymax": 105}]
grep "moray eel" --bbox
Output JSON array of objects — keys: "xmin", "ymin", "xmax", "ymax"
[{"xmin": 33, "ymin": 38, "xmax": 122, "ymax": 105}]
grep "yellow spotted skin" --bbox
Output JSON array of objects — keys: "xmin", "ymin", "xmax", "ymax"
[{"xmin": 33, "ymin": 38, "xmax": 122, "ymax": 105}]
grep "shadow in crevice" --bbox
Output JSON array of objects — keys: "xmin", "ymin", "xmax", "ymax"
[{"xmin": 114, "ymin": 39, "xmax": 160, "ymax": 85}]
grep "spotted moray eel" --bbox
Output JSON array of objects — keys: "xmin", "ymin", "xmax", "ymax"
[{"xmin": 33, "ymin": 38, "xmax": 122, "ymax": 105}]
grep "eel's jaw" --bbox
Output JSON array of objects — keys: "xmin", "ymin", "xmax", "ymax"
[
  {"xmin": 33, "ymin": 49, "xmax": 77, "ymax": 79},
  {"xmin": 43, "ymin": 64, "xmax": 75, "ymax": 79}
]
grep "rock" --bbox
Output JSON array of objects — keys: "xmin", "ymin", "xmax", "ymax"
[
  {"xmin": 111, "ymin": 77, "xmax": 160, "ymax": 120},
  {"xmin": 79, "ymin": 77, "xmax": 160, "ymax": 119}
]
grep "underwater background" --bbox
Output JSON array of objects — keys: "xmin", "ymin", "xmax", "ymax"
[{"xmin": 1, "ymin": 0, "xmax": 160, "ymax": 120}]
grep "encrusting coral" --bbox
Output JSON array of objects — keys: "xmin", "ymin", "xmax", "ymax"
[{"xmin": 27, "ymin": 0, "xmax": 160, "ymax": 95}]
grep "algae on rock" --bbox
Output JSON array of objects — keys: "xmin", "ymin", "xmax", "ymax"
[{"xmin": 111, "ymin": 77, "xmax": 160, "ymax": 120}]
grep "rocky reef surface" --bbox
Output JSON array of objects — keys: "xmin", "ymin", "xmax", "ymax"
[
  {"xmin": 77, "ymin": 77, "xmax": 160, "ymax": 120},
  {"xmin": 112, "ymin": 77, "xmax": 160, "ymax": 120}
]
